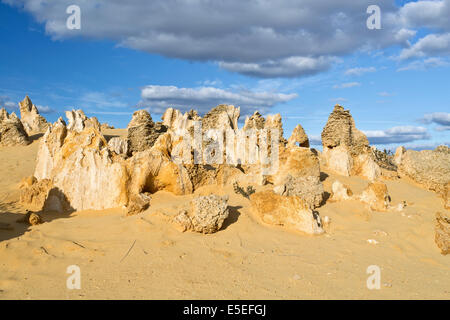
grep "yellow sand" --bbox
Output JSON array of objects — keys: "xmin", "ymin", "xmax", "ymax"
[{"xmin": 0, "ymin": 131, "xmax": 449, "ymax": 299}]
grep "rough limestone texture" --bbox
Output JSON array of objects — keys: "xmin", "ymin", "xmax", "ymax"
[
  {"xmin": 243, "ymin": 111, "xmax": 265, "ymax": 131},
  {"xmin": 127, "ymin": 110, "xmax": 168, "ymax": 155},
  {"xmin": 287, "ymin": 124, "xmax": 310, "ymax": 148},
  {"xmin": 444, "ymin": 183, "xmax": 450, "ymax": 210},
  {"xmin": 359, "ymin": 181, "xmax": 391, "ymax": 212},
  {"xmin": 273, "ymin": 146, "xmax": 324, "ymax": 209},
  {"xmin": 250, "ymin": 191, "xmax": 323, "ymax": 234},
  {"xmin": 321, "ymin": 105, "xmax": 380, "ymax": 180},
  {"xmin": 18, "ymin": 96, "xmax": 49, "ymax": 134},
  {"xmin": 331, "ymin": 180, "xmax": 353, "ymax": 201},
  {"xmin": 126, "ymin": 193, "xmax": 151, "ymax": 216},
  {"xmin": 174, "ymin": 195, "xmax": 229, "ymax": 234},
  {"xmin": 66, "ymin": 110, "xmax": 100, "ymax": 133},
  {"xmin": 17, "ymin": 211, "xmax": 43, "ymax": 226},
  {"xmin": 162, "ymin": 108, "xmax": 201, "ymax": 132},
  {"xmin": 33, "ymin": 112, "xmax": 129, "ymax": 211},
  {"xmin": 396, "ymin": 146, "xmax": 450, "ymax": 200},
  {"xmin": 19, "ymin": 178, "xmax": 70, "ymax": 213},
  {"xmin": 0, "ymin": 108, "xmax": 30, "ymax": 146},
  {"xmin": 108, "ymin": 137, "xmax": 129, "ymax": 156},
  {"xmin": 435, "ymin": 211, "xmax": 450, "ymax": 255},
  {"xmin": 394, "ymin": 146, "xmax": 406, "ymax": 166},
  {"xmin": 202, "ymin": 105, "xmax": 240, "ymax": 131}
]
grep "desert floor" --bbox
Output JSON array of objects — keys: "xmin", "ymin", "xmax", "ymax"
[{"xmin": 0, "ymin": 130, "xmax": 449, "ymax": 299}]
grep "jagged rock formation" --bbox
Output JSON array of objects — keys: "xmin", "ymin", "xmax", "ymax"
[
  {"xmin": 174, "ymin": 195, "xmax": 229, "ymax": 234},
  {"xmin": 162, "ymin": 108, "xmax": 201, "ymax": 132},
  {"xmin": 359, "ymin": 181, "xmax": 391, "ymax": 212},
  {"xmin": 250, "ymin": 191, "xmax": 323, "ymax": 234},
  {"xmin": 18, "ymin": 96, "xmax": 49, "ymax": 134},
  {"xmin": 24, "ymin": 104, "xmax": 327, "ymax": 216},
  {"xmin": 0, "ymin": 108, "xmax": 30, "ymax": 146},
  {"xmin": 66, "ymin": 110, "xmax": 100, "ymax": 132},
  {"xmin": 127, "ymin": 110, "xmax": 168, "ymax": 155},
  {"xmin": 202, "ymin": 105, "xmax": 240, "ymax": 131},
  {"xmin": 243, "ymin": 111, "xmax": 265, "ymax": 130},
  {"xmin": 435, "ymin": 211, "xmax": 450, "ymax": 255},
  {"xmin": 331, "ymin": 180, "xmax": 353, "ymax": 201},
  {"xmin": 321, "ymin": 105, "xmax": 380, "ymax": 180},
  {"xmin": 287, "ymin": 124, "xmax": 309, "ymax": 148},
  {"xmin": 26, "ymin": 110, "xmax": 195, "ymax": 212},
  {"xmin": 395, "ymin": 145, "xmax": 450, "ymax": 204}
]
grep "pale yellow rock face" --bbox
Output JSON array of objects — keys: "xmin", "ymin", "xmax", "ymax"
[
  {"xmin": 18, "ymin": 96, "xmax": 49, "ymax": 134},
  {"xmin": 396, "ymin": 146, "xmax": 450, "ymax": 198},
  {"xmin": 321, "ymin": 105, "xmax": 380, "ymax": 180},
  {"xmin": 322, "ymin": 145, "xmax": 352, "ymax": 176},
  {"xmin": 331, "ymin": 180, "xmax": 353, "ymax": 201},
  {"xmin": 250, "ymin": 191, "xmax": 323, "ymax": 235},
  {"xmin": 444, "ymin": 183, "xmax": 450, "ymax": 210},
  {"xmin": 287, "ymin": 124, "xmax": 309, "ymax": 148},
  {"xmin": 360, "ymin": 181, "xmax": 391, "ymax": 212},
  {"xmin": 435, "ymin": 211, "xmax": 450, "ymax": 255},
  {"xmin": 273, "ymin": 145, "xmax": 324, "ymax": 208},
  {"xmin": 0, "ymin": 108, "xmax": 30, "ymax": 146}
]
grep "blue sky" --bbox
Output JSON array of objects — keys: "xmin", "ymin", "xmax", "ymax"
[{"xmin": 0, "ymin": 0, "xmax": 449, "ymax": 150}]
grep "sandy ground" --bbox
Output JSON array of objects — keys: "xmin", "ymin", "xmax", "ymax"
[{"xmin": 0, "ymin": 130, "xmax": 449, "ymax": 299}]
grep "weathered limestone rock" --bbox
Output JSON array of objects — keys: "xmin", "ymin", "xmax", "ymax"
[
  {"xmin": 0, "ymin": 108, "xmax": 30, "ymax": 146},
  {"xmin": 331, "ymin": 180, "xmax": 353, "ymax": 201},
  {"xmin": 34, "ymin": 116, "xmax": 129, "ymax": 211},
  {"xmin": 66, "ymin": 110, "xmax": 100, "ymax": 133},
  {"xmin": 162, "ymin": 108, "xmax": 200, "ymax": 132},
  {"xmin": 108, "ymin": 137, "xmax": 129, "ymax": 156},
  {"xmin": 273, "ymin": 146, "xmax": 324, "ymax": 208},
  {"xmin": 396, "ymin": 146, "xmax": 450, "ymax": 197},
  {"xmin": 17, "ymin": 211, "xmax": 43, "ymax": 226},
  {"xmin": 250, "ymin": 191, "xmax": 323, "ymax": 234},
  {"xmin": 174, "ymin": 195, "xmax": 229, "ymax": 234},
  {"xmin": 19, "ymin": 178, "xmax": 69, "ymax": 213},
  {"xmin": 321, "ymin": 105, "xmax": 380, "ymax": 180},
  {"xmin": 394, "ymin": 146, "xmax": 406, "ymax": 166},
  {"xmin": 126, "ymin": 193, "xmax": 151, "ymax": 216},
  {"xmin": 34, "ymin": 117, "xmax": 67, "ymax": 180},
  {"xmin": 18, "ymin": 96, "xmax": 49, "ymax": 134},
  {"xmin": 127, "ymin": 110, "xmax": 168, "ymax": 155},
  {"xmin": 287, "ymin": 124, "xmax": 310, "ymax": 148},
  {"xmin": 243, "ymin": 111, "xmax": 265, "ymax": 130},
  {"xmin": 202, "ymin": 105, "xmax": 240, "ymax": 131},
  {"xmin": 359, "ymin": 181, "xmax": 391, "ymax": 212},
  {"xmin": 444, "ymin": 183, "xmax": 450, "ymax": 210},
  {"xmin": 127, "ymin": 137, "xmax": 193, "ymax": 196},
  {"xmin": 435, "ymin": 211, "xmax": 450, "ymax": 255}
]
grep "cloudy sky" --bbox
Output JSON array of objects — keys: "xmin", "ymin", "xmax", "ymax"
[{"xmin": 0, "ymin": 0, "xmax": 449, "ymax": 150}]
